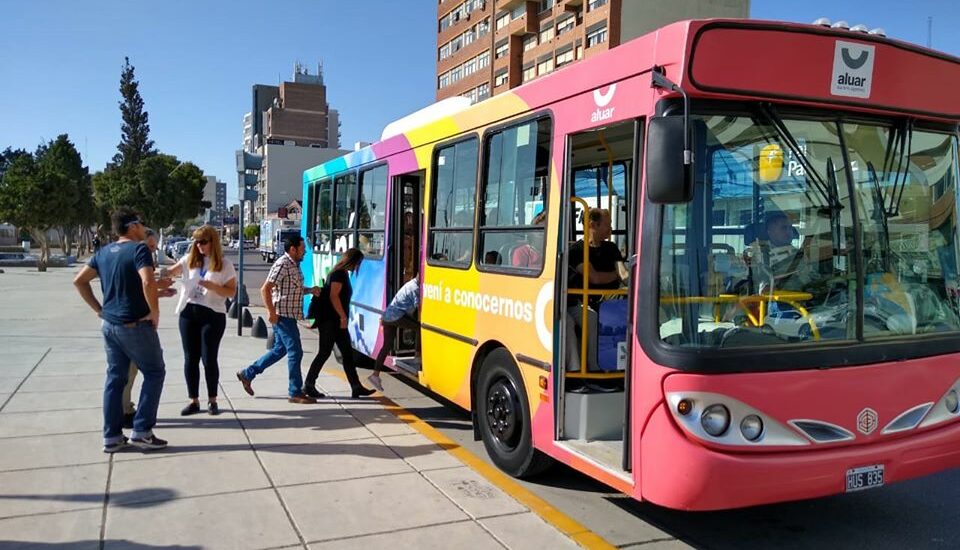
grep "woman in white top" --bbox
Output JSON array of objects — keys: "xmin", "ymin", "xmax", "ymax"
[{"xmin": 166, "ymin": 225, "xmax": 237, "ymax": 415}]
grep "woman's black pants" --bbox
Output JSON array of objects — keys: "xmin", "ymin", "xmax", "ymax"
[
  {"xmin": 305, "ymin": 320, "xmax": 362, "ymax": 391},
  {"xmin": 178, "ymin": 303, "xmax": 226, "ymax": 399}
]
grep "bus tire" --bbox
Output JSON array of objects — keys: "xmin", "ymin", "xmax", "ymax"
[{"xmin": 477, "ymin": 349, "xmax": 552, "ymax": 478}]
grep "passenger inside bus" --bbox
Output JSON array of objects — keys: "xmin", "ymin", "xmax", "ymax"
[
  {"xmin": 511, "ymin": 210, "xmax": 546, "ymax": 269},
  {"xmin": 566, "ymin": 207, "xmax": 627, "ymax": 371}
]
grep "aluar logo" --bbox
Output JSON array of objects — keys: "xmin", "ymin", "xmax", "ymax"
[
  {"xmin": 591, "ymin": 84, "xmax": 617, "ymax": 123},
  {"xmin": 831, "ymin": 40, "xmax": 875, "ymax": 99}
]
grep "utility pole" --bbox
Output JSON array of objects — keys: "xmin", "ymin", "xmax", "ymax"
[{"xmin": 928, "ymin": 16, "xmax": 933, "ymax": 48}]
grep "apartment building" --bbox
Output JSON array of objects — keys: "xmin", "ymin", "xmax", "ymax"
[{"xmin": 436, "ymin": 0, "xmax": 750, "ymax": 102}]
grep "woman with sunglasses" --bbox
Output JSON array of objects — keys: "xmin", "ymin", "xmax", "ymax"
[{"xmin": 167, "ymin": 225, "xmax": 237, "ymax": 415}]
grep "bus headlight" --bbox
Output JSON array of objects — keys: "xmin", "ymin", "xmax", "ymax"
[
  {"xmin": 946, "ymin": 390, "xmax": 959, "ymax": 414},
  {"xmin": 701, "ymin": 404, "xmax": 730, "ymax": 437},
  {"xmin": 740, "ymin": 414, "xmax": 764, "ymax": 441}
]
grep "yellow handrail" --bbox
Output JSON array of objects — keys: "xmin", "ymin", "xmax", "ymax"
[{"xmin": 567, "ymin": 196, "xmax": 626, "ymax": 379}]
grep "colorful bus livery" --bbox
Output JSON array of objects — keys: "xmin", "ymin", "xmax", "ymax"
[{"xmin": 302, "ymin": 19, "xmax": 960, "ymax": 510}]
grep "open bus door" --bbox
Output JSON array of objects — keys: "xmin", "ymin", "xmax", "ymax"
[
  {"xmin": 557, "ymin": 120, "xmax": 639, "ymax": 475},
  {"xmin": 389, "ymin": 170, "xmax": 424, "ymax": 372}
]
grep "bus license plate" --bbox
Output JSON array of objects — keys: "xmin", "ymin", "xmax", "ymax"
[{"xmin": 846, "ymin": 465, "xmax": 884, "ymax": 492}]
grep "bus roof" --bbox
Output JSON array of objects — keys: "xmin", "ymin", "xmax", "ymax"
[{"xmin": 304, "ymin": 18, "xmax": 960, "ymax": 183}]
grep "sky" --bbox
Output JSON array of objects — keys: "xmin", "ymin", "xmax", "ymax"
[{"xmin": 2, "ymin": 0, "xmax": 959, "ymax": 205}]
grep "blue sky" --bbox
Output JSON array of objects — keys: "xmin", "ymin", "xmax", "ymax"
[{"xmin": 2, "ymin": 1, "xmax": 958, "ymax": 205}]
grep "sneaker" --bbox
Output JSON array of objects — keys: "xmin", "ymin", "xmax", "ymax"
[
  {"xmin": 236, "ymin": 371, "xmax": 254, "ymax": 396},
  {"xmin": 367, "ymin": 374, "xmax": 384, "ymax": 392},
  {"xmin": 180, "ymin": 402, "xmax": 201, "ymax": 416},
  {"xmin": 208, "ymin": 402, "xmax": 220, "ymax": 415},
  {"xmin": 103, "ymin": 436, "xmax": 129, "ymax": 454},
  {"xmin": 130, "ymin": 435, "xmax": 168, "ymax": 451},
  {"xmin": 122, "ymin": 411, "xmax": 135, "ymax": 429},
  {"xmin": 303, "ymin": 386, "xmax": 326, "ymax": 399},
  {"xmin": 288, "ymin": 395, "xmax": 317, "ymax": 404},
  {"xmin": 351, "ymin": 386, "xmax": 376, "ymax": 399}
]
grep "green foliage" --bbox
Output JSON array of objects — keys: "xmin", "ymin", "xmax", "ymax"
[
  {"xmin": 113, "ymin": 57, "xmax": 155, "ymax": 168},
  {"xmin": 244, "ymin": 224, "xmax": 260, "ymax": 239}
]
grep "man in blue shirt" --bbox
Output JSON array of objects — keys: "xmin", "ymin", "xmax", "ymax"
[
  {"xmin": 74, "ymin": 208, "xmax": 167, "ymax": 452},
  {"xmin": 368, "ymin": 276, "xmax": 420, "ymax": 391}
]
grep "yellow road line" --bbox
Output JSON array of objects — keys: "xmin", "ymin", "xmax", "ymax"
[{"xmin": 321, "ymin": 368, "xmax": 616, "ymax": 549}]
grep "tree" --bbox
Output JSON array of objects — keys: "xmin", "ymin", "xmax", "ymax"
[
  {"xmin": 112, "ymin": 57, "xmax": 155, "ymax": 168},
  {"xmin": 37, "ymin": 135, "xmax": 90, "ymax": 256},
  {"xmin": 244, "ymin": 224, "xmax": 259, "ymax": 240},
  {"xmin": 0, "ymin": 151, "xmax": 74, "ymax": 270}
]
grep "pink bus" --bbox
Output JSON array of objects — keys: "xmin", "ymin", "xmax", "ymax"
[{"xmin": 302, "ymin": 18, "xmax": 960, "ymax": 510}]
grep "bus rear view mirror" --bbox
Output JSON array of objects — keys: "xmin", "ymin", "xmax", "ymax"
[{"xmin": 647, "ymin": 116, "xmax": 693, "ymax": 204}]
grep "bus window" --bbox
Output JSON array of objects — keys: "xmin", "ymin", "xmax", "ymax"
[
  {"xmin": 314, "ymin": 178, "xmax": 332, "ymax": 253},
  {"xmin": 333, "ymin": 171, "xmax": 357, "ymax": 253},
  {"xmin": 429, "ymin": 138, "xmax": 478, "ymax": 267},
  {"xmin": 479, "ymin": 117, "xmax": 551, "ymax": 271},
  {"xmin": 358, "ymin": 164, "xmax": 388, "ymax": 258}
]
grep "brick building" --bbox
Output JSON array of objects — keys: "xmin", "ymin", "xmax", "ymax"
[{"xmin": 436, "ymin": 0, "xmax": 750, "ymax": 102}]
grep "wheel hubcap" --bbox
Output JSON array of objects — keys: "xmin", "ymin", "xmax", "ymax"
[{"xmin": 486, "ymin": 378, "xmax": 521, "ymax": 450}]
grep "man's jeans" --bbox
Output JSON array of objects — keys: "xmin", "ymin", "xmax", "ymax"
[
  {"xmin": 102, "ymin": 320, "xmax": 166, "ymax": 444},
  {"xmin": 242, "ymin": 317, "xmax": 304, "ymax": 397}
]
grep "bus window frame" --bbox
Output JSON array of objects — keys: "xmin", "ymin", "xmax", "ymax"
[
  {"xmin": 313, "ymin": 177, "xmax": 333, "ymax": 252},
  {"xmin": 637, "ymin": 98, "xmax": 960, "ymax": 374},
  {"xmin": 476, "ymin": 111, "xmax": 553, "ymax": 278},
  {"xmin": 332, "ymin": 170, "xmax": 359, "ymax": 253},
  {"xmin": 427, "ymin": 133, "xmax": 481, "ymax": 271},
  {"xmin": 357, "ymin": 161, "xmax": 390, "ymax": 260}
]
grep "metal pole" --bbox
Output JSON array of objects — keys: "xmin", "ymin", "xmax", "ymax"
[{"xmin": 237, "ymin": 173, "xmax": 244, "ymax": 336}]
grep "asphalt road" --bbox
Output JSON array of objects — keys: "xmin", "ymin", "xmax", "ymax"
[{"xmin": 222, "ymin": 247, "xmax": 959, "ymax": 548}]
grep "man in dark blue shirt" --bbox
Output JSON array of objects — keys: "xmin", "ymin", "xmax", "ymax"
[{"xmin": 74, "ymin": 208, "xmax": 168, "ymax": 452}]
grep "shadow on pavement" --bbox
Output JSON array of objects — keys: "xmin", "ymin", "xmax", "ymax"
[{"xmin": 0, "ymin": 488, "xmax": 178, "ymax": 508}]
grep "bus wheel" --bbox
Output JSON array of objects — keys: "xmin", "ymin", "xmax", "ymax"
[{"xmin": 477, "ymin": 349, "xmax": 551, "ymax": 478}]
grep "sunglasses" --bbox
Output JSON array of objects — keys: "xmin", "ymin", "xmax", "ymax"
[{"xmin": 196, "ymin": 239, "xmax": 209, "ymax": 245}]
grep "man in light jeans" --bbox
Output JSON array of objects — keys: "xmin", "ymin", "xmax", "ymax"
[
  {"xmin": 74, "ymin": 208, "xmax": 168, "ymax": 452},
  {"xmin": 236, "ymin": 234, "xmax": 320, "ymax": 403}
]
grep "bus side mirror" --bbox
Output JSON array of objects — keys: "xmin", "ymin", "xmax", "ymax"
[{"xmin": 647, "ymin": 116, "xmax": 694, "ymax": 204}]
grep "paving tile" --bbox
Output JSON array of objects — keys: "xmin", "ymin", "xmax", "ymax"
[
  {"xmin": 104, "ymin": 488, "xmax": 299, "ymax": 550},
  {"xmin": 0, "ymin": 393, "xmax": 10, "ymax": 408},
  {"xmin": 110, "ymin": 451, "xmax": 270, "ymax": 506},
  {"xmin": 0, "ymin": 463, "xmax": 108, "ymax": 518},
  {"xmin": 0, "ymin": 432, "xmax": 108, "ymax": 471},
  {"xmin": 1, "ymin": 388, "xmax": 183, "ymax": 413},
  {"xmin": 307, "ymin": 520, "xmax": 502, "ymax": 550},
  {"xmin": 0, "ymin": 376, "xmax": 23, "ymax": 393},
  {"xmin": 240, "ymin": 406, "xmax": 373, "ymax": 448},
  {"xmin": 380, "ymin": 433, "xmax": 464, "ymax": 472},
  {"xmin": 423, "ymin": 466, "xmax": 528, "ymax": 519},
  {"xmin": 0, "ymin": 407, "xmax": 103, "ymax": 438},
  {"xmin": 282, "ymin": 472, "xmax": 468, "ymax": 543},
  {"xmin": 480, "ymin": 512, "xmax": 582, "ymax": 550},
  {"xmin": 257, "ymin": 437, "xmax": 412, "ymax": 487},
  {"xmin": 17, "ymin": 372, "xmax": 187, "ymax": 394},
  {"xmin": 622, "ymin": 540, "xmax": 690, "ymax": 549},
  {"xmin": 342, "ymin": 405, "xmax": 416, "ymax": 438},
  {"xmin": 0, "ymin": 507, "xmax": 102, "ymax": 549}
]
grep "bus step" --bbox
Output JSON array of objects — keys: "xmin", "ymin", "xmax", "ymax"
[{"xmin": 392, "ymin": 357, "xmax": 422, "ymax": 374}]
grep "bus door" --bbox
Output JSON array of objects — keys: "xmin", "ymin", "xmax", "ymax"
[
  {"xmin": 390, "ymin": 170, "xmax": 424, "ymax": 361},
  {"xmin": 557, "ymin": 119, "xmax": 639, "ymax": 474}
]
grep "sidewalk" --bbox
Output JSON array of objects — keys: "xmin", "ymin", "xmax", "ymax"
[{"xmin": 0, "ymin": 267, "xmax": 585, "ymax": 549}]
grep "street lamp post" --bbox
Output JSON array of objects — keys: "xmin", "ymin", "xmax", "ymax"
[{"xmin": 236, "ymin": 150, "xmax": 263, "ymax": 336}]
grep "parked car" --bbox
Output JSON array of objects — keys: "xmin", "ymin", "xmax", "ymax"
[
  {"xmin": 172, "ymin": 240, "xmax": 192, "ymax": 261},
  {"xmin": 163, "ymin": 236, "xmax": 186, "ymax": 258}
]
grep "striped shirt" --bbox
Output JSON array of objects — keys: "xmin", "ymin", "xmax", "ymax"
[{"xmin": 266, "ymin": 253, "xmax": 305, "ymax": 320}]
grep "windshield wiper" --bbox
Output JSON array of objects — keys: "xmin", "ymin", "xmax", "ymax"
[
  {"xmin": 866, "ymin": 160, "xmax": 891, "ymax": 271},
  {"xmin": 759, "ymin": 104, "xmax": 842, "ymax": 213},
  {"xmin": 880, "ymin": 119, "xmax": 913, "ymax": 217}
]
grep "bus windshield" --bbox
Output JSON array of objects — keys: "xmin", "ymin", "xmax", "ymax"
[{"xmin": 658, "ymin": 110, "xmax": 960, "ymax": 349}]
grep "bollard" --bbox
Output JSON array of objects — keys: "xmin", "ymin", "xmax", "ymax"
[
  {"xmin": 238, "ymin": 285, "xmax": 250, "ymax": 307},
  {"xmin": 227, "ymin": 301, "xmax": 239, "ymax": 319},
  {"xmin": 242, "ymin": 308, "xmax": 254, "ymax": 328},
  {"xmin": 225, "ymin": 297, "xmax": 232, "ymax": 311},
  {"xmin": 252, "ymin": 316, "xmax": 268, "ymax": 339},
  {"xmin": 265, "ymin": 331, "xmax": 274, "ymax": 349}
]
